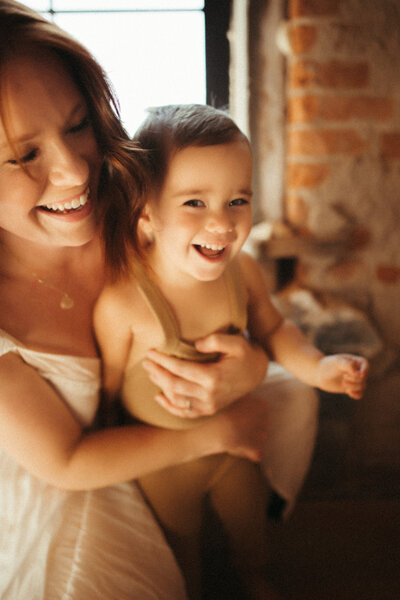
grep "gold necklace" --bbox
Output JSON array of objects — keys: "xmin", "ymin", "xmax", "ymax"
[
  {"xmin": 33, "ymin": 273, "xmax": 75, "ymax": 310},
  {"xmin": 4, "ymin": 247, "xmax": 75, "ymax": 310}
]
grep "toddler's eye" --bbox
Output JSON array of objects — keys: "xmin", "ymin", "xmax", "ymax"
[
  {"xmin": 230, "ymin": 198, "xmax": 249, "ymax": 207},
  {"xmin": 184, "ymin": 199, "xmax": 204, "ymax": 207},
  {"xmin": 69, "ymin": 116, "xmax": 90, "ymax": 134},
  {"xmin": 8, "ymin": 149, "xmax": 38, "ymax": 165}
]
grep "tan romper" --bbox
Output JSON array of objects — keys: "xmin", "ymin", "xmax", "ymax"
[
  {"xmin": 122, "ymin": 260, "xmax": 269, "ymax": 589},
  {"xmin": 121, "ymin": 259, "xmax": 247, "ymax": 429}
]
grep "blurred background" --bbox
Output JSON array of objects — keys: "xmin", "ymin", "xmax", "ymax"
[{"xmin": 26, "ymin": 2, "xmax": 400, "ymax": 598}]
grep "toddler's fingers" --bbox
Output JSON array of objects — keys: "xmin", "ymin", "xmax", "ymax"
[
  {"xmin": 346, "ymin": 388, "xmax": 364, "ymax": 400},
  {"xmin": 344, "ymin": 379, "xmax": 366, "ymax": 399},
  {"xmin": 340, "ymin": 355, "xmax": 369, "ymax": 378}
]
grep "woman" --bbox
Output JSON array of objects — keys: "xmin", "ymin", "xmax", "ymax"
[{"xmin": 0, "ymin": 2, "xmax": 274, "ymax": 598}]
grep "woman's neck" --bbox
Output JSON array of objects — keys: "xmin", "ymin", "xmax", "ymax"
[
  {"xmin": 0, "ymin": 231, "xmax": 103, "ymax": 279},
  {"xmin": 0, "ymin": 232, "xmax": 105, "ymax": 357}
]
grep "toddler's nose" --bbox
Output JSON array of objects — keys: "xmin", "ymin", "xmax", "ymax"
[{"xmin": 204, "ymin": 212, "xmax": 234, "ymax": 234}]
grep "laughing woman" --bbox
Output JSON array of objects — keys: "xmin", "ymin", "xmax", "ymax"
[{"xmin": 0, "ymin": 2, "xmax": 274, "ymax": 598}]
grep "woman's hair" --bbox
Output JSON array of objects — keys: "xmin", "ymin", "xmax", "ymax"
[
  {"xmin": 0, "ymin": 0, "xmax": 147, "ymax": 276},
  {"xmin": 134, "ymin": 103, "xmax": 248, "ymax": 193}
]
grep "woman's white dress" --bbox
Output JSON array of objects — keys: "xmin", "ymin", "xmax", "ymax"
[
  {"xmin": 0, "ymin": 329, "xmax": 319, "ymax": 598},
  {"xmin": 0, "ymin": 328, "xmax": 188, "ymax": 600}
]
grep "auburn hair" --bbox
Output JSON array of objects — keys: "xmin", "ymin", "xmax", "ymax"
[{"xmin": 0, "ymin": 0, "xmax": 148, "ymax": 277}]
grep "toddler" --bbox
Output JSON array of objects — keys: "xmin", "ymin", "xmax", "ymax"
[{"xmin": 94, "ymin": 104, "xmax": 368, "ymax": 600}]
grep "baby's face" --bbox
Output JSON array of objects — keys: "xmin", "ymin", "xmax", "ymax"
[{"xmin": 144, "ymin": 140, "xmax": 253, "ymax": 283}]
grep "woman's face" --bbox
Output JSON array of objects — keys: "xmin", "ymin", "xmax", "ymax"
[{"xmin": 0, "ymin": 51, "xmax": 102, "ymax": 248}]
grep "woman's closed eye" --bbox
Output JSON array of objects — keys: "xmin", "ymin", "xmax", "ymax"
[
  {"xmin": 8, "ymin": 148, "xmax": 38, "ymax": 165},
  {"xmin": 68, "ymin": 116, "xmax": 91, "ymax": 134}
]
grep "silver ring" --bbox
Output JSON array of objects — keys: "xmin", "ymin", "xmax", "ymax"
[{"xmin": 185, "ymin": 398, "xmax": 192, "ymax": 411}]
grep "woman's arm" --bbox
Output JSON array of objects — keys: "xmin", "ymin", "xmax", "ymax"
[{"xmin": 0, "ymin": 352, "xmax": 269, "ymax": 491}]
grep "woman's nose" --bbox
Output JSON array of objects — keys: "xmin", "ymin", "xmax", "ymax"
[{"xmin": 47, "ymin": 142, "xmax": 89, "ymax": 187}]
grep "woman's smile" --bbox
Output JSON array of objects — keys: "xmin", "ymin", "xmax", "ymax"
[
  {"xmin": 37, "ymin": 187, "xmax": 94, "ymax": 222},
  {"xmin": 40, "ymin": 187, "xmax": 89, "ymax": 214}
]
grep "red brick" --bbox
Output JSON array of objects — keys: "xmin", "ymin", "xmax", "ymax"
[
  {"xmin": 288, "ymin": 25, "xmax": 317, "ymax": 54},
  {"xmin": 376, "ymin": 265, "xmax": 400, "ymax": 284},
  {"xmin": 288, "ymin": 129, "xmax": 367, "ymax": 156},
  {"xmin": 289, "ymin": 59, "xmax": 369, "ymax": 89},
  {"xmin": 287, "ymin": 96, "xmax": 318, "ymax": 123},
  {"xmin": 285, "ymin": 193, "xmax": 310, "ymax": 229},
  {"xmin": 289, "ymin": 0, "xmax": 341, "ymax": 18},
  {"xmin": 288, "ymin": 95, "xmax": 393, "ymax": 123},
  {"xmin": 381, "ymin": 133, "xmax": 400, "ymax": 159},
  {"xmin": 286, "ymin": 163, "xmax": 330, "ymax": 188}
]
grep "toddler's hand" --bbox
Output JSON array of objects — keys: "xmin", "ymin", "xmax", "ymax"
[{"xmin": 316, "ymin": 354, "xmax": 369, "ymax": 399}]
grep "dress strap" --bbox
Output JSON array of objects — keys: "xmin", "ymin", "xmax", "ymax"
[
  {"xmin": 223, "ymin": 259, "xmax": 248, "ymax": 334},
  {"xmin": 133, "ymin": 263, "xmax": 218, "ymax": 362},
  {"xmin": 133, "ymin": 260, "xmax": 247, "ymax": 362},
  {"xmin": 134, "ymin": 262, "xmax": 181, "ymax": 348}
]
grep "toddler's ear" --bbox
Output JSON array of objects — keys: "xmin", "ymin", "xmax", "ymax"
[{"xmin": 138, "ymin": 207, "xmax": 155, "ymax": 246}]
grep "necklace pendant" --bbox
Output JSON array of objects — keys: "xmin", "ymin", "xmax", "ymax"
[{"xmin": 60, "ymin": 293, "xmax": 75, "ymax": 310}]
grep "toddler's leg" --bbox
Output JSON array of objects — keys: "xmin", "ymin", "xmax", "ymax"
[
  {"xmin": 209, "ymin": 457, "xmax": 280, "ymax": 600},
  {"xmin": 138, "ymin": 456, "xmax": 227, "ymax": 600}
]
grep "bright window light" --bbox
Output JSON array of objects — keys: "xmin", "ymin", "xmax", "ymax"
[{"xmin": 24, "ymin": 2, "xmax": 206, "ymax": 135}]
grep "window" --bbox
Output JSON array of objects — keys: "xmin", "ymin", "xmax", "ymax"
[{"xmin": 25, "ymin": 1, "xmax": 207, "ymax": 135}]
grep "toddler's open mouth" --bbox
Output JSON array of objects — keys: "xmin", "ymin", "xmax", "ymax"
[{"xmin": 193, "ymin": 243, "xmax": 226, "ymax": 259}]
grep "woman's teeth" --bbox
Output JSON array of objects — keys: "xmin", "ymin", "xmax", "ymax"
[{"xmin": 43, "ymin": 191, "xmax": 88, "ymax": 213}]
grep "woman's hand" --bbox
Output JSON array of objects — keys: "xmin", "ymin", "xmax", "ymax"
[
  {"xmin": 142, "ymin": 333, "xmax": 269, "ymax": 418},
  {"xmin": 204, "ymin": 394, "xmax": 270, "ymax": 463}
]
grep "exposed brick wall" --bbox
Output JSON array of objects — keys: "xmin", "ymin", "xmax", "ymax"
[
  {"xmin": 289, "ymin": 59, "xmax": 369, "ymax": 89},
  {"xmin": 280, "ymin": 0, "xmax": 400, "ymax": 353},
  {"xmin": 289, "ymin": 0, "xmax": 341, "ymax": 18}
]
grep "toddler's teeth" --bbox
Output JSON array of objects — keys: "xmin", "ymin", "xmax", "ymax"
[
  {"xmin": 201, "ymin": 243, "xmax": 224, "ymax": 251},
  {"xmin": 71, "ymin": 198, "xmax": 81, "ymax": 209}
]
